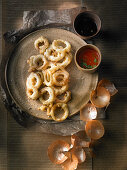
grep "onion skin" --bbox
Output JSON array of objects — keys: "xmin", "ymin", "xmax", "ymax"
[
  {"xmin": 71, "ymin": 146, "xmax": 86, "ymax": 164},
  {"xmin": 98, "ymin": 79, "xmax": 118, "ymax": 96},
  {"xmin": 71, "ymin": 135, "xmax": 90, "ymax": 148},
  {"xmin": 47, "ymin": 140, "xmax": 70, "ymax": 165},
  {"xmin": 85, "ymin": 120, "xmax": 105, "ymax": 140},
  {"xmin": 90, "ymin": 86, "xmax": 110, "ymax": 108},
  {"xmin": 61, "ymin": 154, "xmax": 78, "ymax": 170},
  {"xmin": 80, "ymin": 103, "xmax": 97, "ymax": 121}
]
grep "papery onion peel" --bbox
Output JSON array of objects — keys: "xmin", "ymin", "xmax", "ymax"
[
  {"xmin": 98, "ymin": 79, "xmax": 118, "ymax": 96},
  {"xmin": 47, "ymin": 140, "xmax": 70, "ymax": 165},
  {"xmin": 90, "ymin": 86, "xmax": 110, "ymax": 108},
  {"xmin": 85, "ymin": 120, "xmax": 105, "ymax": 140},
  {"xmin": 80, "ymin": 103, "xmax": 97, "ymax": 121}
]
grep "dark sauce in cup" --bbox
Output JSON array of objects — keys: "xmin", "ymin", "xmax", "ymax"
[{"xmin": 74, "ymin": 13, "xmax": 98, "ymax": 37}]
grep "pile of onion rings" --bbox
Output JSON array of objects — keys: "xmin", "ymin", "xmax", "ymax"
[{"xmin": 26, "ymin": 37, "xmax": 72, "ymax": 121}]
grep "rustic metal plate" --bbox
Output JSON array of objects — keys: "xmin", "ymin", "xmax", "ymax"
[{"xmin": 5, "ymin": 28, "xmax": 98, "ymax": 120}]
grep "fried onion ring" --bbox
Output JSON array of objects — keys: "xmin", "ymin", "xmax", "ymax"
[
  {"xmin": 44, "ymin": 45, "xmax": 65, "ymax": 62},
  {"xmin": 52, "ymin": 69, "xmax": 69, "ymax": 86},
  {"xmin": 26, "ymin": 88, "xmax": 39, "ymax": 100},
  {"xmin": 56, "ymin": 91, "xmax": 71, "ymax": 103},
  {"xmin": 39, "ymin": 105, "xmax": 47, "ymax": 112},
  {"xmin": 27, "ymin": 55, "xmax": 48, "ymax": 71},
  {"xmin": 43, "ymin": 61, "xmax": 60, "ymax": 73},
  {"xmin": 53, "ymin": 84, "xmax": 69, "ymax": 95},
  {"xmin": 26, "ymin": 37, "xmax": 73, "ymax": 121},
  {"xmin": 47, "ymin": 103, "xmax": 53, "ymax": 116},
  {"xmin": 34, "ymin": 36, "xmax": 49, "ymax": 54},
  {"xmin": 36, "ymin": 71, "xmax": 44, "ymax": 82},
  {"xmin": 56, "ymin": 52, "xmax": 72, "ymax": 68},
  {"xmin": 51, "ymin": 103, "xmax": 69, "ymax": 122},
  {"xmin": 52, "ymin": 39, "xmax": 71, "ymax": 53},
  {"xmin": 39, "ymin": 87, "xmax": 55, "ymax": 105},
  {"xmin": 43, "ymin": 70, "xmax": 53, "ymax": 86},
  {"xmin": 39, "ymin": 103, "xmax": 53, "ymax": 116},
  {"xmin": 26, "ymin": 72, "xmax": 42, "ymax": 89}
]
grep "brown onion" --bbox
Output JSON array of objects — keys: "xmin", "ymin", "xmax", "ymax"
[
  {"xmin": 61, "ymin": 154, "xmax": 78, "ymax": 170},
  {"xmin": 90, "ymin": 87, "xmax": 110, "ymax": 108},
  {"xmin": 47, "ymin": 140, "xmax": 70, "ymax": 164},
  {"xmin": 71, "ymin": 135, "xmax": 90, "ymax": 148},
  {"xmin": 98, "ymin": 79, "xmax": 118, "ymax": 96},
  {"xmin": 71, "ymin": 146, "xmax": 86, "ymax": 164},
  {"xmin": 85, "ymin": 120, "xmax": 105, "ymax": 139},
  {"xmin": 80, "ymin": 103, "xmax": 97, "ymax": 121}
]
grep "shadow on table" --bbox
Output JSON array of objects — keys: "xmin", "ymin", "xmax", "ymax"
[
  {"xmin": 92, "ymin": 88, "xmax": 127, "ymax": 167},
  {"xmin": 94, "ymin": 29, "xmax": 127, "ymax": 42}
]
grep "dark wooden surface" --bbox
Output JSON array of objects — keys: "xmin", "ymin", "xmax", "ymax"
[{"xmin": 1, "ymin": 0, "xmax": 127, "ymax": 169}]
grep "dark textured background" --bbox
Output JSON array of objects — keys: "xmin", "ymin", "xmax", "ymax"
[{"xmin": 1, "ymin": 0, "xmax": 127, "ymax": 169}]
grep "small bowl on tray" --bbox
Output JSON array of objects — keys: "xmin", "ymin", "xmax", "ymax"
[{"xmin": 75, "ymin": 44, "xmax": 101, "ymax": 73}]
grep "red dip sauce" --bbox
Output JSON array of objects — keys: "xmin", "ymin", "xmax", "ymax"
[{"xmin": 77, "ymin": 48, "xmax": 100, "ymax": 69}]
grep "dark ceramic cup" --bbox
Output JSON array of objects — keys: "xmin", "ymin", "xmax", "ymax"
[{"xmin": 73, "ymin": 8, "xmax": 101, "ymax": 39}]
